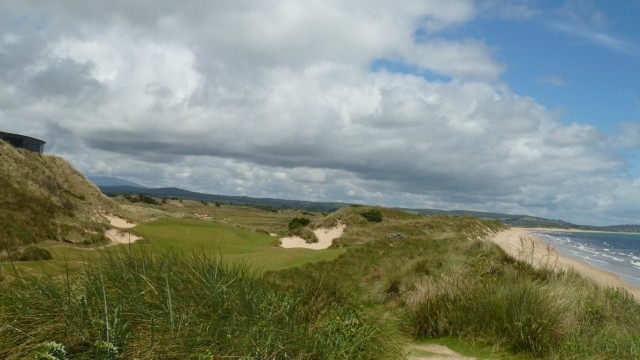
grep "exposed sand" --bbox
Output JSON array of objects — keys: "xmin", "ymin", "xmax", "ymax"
[
  {"xmin": 491, "ymin": 228, "xmax": 640, "ymax": 301},
  {"xmin": 408, "ymin": 344, "xmax": 475, "ymax": 360},
  {"xmin": 101, "ymin": 214, "xmax": 140, "ymax": 246},
  {"xmin": 105, "ymin": 214, "xmax": 137, "ymax": 229},
  {"xmin": 280, "ymin": 224, "xmax": 346, "ymax": 250},
  {"xmin": 105, "ymin": 229, "xmax": 142, "ymax": 245}
]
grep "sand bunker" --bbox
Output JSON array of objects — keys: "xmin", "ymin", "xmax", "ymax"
[
  {"xmin": 105, "ymin": 229, "xmax": 142, "ymax": 245},
  {"xmin": 105, "ymin": 214, "xmax": 137, "ymax": 229},
  {"xmin": 280, "ymin": 224, "xmax": 345, "ymax": 250}
]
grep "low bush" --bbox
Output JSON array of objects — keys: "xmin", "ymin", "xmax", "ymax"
[
  {"xmin": 288, "ymin": 217, "xmax": 311, "ymax": 230},
  {"xmin": 17, "ymin": 246, "xmax": 53, "ymax": 261},
  {"xmin": 360, "ymin": 209, "xmax": 383, "ymax": 223},
  {"xmin": 290, "ymin": 226, "xmax": 319, "ymax": 243}
]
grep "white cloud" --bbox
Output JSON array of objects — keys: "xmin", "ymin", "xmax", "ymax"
[
  {"xmin": 0, "ymin": 0, "xmax": 639, "ymax": 225},
  {"xmin": 403, "ymin": 39, "xmax": 505, "ymax": 80}
]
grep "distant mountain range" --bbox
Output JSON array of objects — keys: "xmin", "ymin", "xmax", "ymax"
[
  {"xmin": 89, "ymin": 176, "xmax": 146, "ymax": 188},
  {"xmin": 98, "ymin": 185, "xmax": 346, "ymax": 212},
  {"xmin": 98, "ymin": 183, "xmax": 640, "ymax": 232}
]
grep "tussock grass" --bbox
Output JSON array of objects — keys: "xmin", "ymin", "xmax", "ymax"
[
  {"xmin": 403, "ymin": 241, "xmax": 640, "ymax": 358},
  {"xmin": 274, "ymin": 208, "xmax": 640, "ymax": 358},
  {"xmin": 0, "ymin": 249, "xmax": 401, "ymax": 359}
]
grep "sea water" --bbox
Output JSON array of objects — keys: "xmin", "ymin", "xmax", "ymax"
[{"xmin": 531, "ymin": 230, "xmax": 640, "ymax": 288}]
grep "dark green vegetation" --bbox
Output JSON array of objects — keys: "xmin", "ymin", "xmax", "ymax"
[
  {"xmin": 0, "ymin": 141, "xmax": 119, "ymax": 252},
  {"xmin": 287, "ymin": 217, "xmax": 318, "ymax": 243},
  {"xmin": 360, "ymin": 209, "xmax": 383, "ymax": 223}
]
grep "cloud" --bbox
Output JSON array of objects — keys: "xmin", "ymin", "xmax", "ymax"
[
  {"xmin": 538, "ymin": 75, "xmax": 567, "ymax": 86},
  {"xmin": 0, "ymin": 0, "xmax": 639, "ymax": 225},
  {"xmin": 546, "ymin": 1, "xmax": 635, "ymax": 54},
  {"xmin": 479, "ymin": 0, "xmax": 540, "ymax": 20}
]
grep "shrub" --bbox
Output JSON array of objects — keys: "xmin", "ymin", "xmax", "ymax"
[
  {"xmin": 288, "ymin": 217, "xmax": 311, "ymax": 230},
  {"xmin": 290, "ymin": 227, "xmax": 319, "ymax": 243},
  {"xmin": 360, "ymin": 209, "xmax": 383, "ymax": 223},
  {"xmin": 16, "ymin": 246, "xmax": 53, "ymax": 261}
]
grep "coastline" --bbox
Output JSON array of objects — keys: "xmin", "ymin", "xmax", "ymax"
[
  {"xmin": 490, "ymin": 227, "xmax": 640, "ymax": 302},
  {"xmin": 524, "ymin": 227, "xmax": 640, "ymax": 235}
]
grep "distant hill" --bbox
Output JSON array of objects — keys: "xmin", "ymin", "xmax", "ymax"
[
  {"xmin": 402, "ymin": 208, "xmax": 640, "ymax": 233},
  {"xmin": 89, "ymin": 175, "xmax": 146, "ymax": 188},
  {"xmin": 99, "ymin": 185, "xmax": 640, "ymax": 232},
  {"xmin": 403, "ymin": 208, "xmax": 575, "ymax": 228},
  {"xmin": 99, "ymin": 185, "xmax": 348, "ymax": 212},
  {"xmin": 0, "ymin": 141, "xmax": 122, "ymax": 250}
]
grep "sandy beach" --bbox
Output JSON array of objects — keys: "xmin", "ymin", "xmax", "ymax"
[
  {"xmin": 491, "ymin": 228, "xmax": 640, "ymax": 301},
  {"xmin": 280, "ymin": 224, "xmax": 346, "ymax": 250}
]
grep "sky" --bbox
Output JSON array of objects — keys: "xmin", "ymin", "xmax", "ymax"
[{"xmin": 1, "ymin": 0, "xmax": 640, "ymax": 225}]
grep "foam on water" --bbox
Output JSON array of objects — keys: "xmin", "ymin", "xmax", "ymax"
[{"xmin": 533, "ymin": 230, "xmax": 640, "ymax": 288}]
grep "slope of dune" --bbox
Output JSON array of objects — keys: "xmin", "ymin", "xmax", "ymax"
[{"xmin": 0, "ymin": 140, "xmax": 124, "ymax": 250}]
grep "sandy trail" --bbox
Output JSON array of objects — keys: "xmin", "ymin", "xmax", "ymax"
[
  {"xmin": 280, "ymin": 224, "xmax": 345, "ymax": 250},
  {"xmin": 490, "ymin": 228, "xmax": 640, "ymax": 301}
]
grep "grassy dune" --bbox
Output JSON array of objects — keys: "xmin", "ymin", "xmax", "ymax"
[
  {"xmin": 0, "ymin": 141, "xmax": 119, "ymax": 251},
  {"xmin": 2, "ymin": 203, "xmax": 640, "ymax": 358}
]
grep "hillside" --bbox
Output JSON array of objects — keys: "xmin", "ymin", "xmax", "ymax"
[
  {"xmin": 100, "ymin": 185, "xmax": 640, "ymax": 231},
  {"xmin": 0, "ymin": 141, "xmax": 122, "ymax": 250},
  {"xmin": 100, "ymin": 185, "xmax": 348, "ymax": 212}
]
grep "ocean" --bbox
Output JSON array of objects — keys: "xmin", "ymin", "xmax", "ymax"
[{"xmin": 532, "ymin": 230, "xmax": 640, "ymax": 288}]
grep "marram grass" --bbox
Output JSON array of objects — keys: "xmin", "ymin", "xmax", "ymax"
[{"xmin": 0, "ymin": 248, "xmax": 402, "ymax": 359}]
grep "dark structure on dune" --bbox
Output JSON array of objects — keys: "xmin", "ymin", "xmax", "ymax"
[{"xmin": 0, "ymin": 131, "xmax": 46, "ymax": 153}]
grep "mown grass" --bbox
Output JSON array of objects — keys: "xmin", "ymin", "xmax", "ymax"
[{"xmin": 0, "ymin": 249, "xmax": 402, "ymax": 359}]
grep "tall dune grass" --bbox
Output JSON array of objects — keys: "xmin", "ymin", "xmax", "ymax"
[{"xmin": 0, "ymin": 249, "xmax": 402, "ymax": 359}]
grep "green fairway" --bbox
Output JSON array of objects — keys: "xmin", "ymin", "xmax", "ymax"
[{"xmin": 133, "ymin": 218, "xmax": 346, "ymax": 272}]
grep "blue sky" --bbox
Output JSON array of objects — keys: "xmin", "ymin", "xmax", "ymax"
[
  {"xmin": 2, "ymin": 0, "xmax": 640, "ymax": 225},
  {"xmin": 447, "ymin": 1, "xmax": 640, "ymax": 133}
]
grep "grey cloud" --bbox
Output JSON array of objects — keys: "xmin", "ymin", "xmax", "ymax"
[{"xmin": 25, "ymin": 58, "xmax": 105, "ymax": 102}]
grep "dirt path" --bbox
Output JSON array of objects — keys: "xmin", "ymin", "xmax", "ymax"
[{"xmin": 408, "ymin": 344, "xmax": 476, "ymax": 360}]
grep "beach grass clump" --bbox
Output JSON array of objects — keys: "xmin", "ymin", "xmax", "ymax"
[
  {"xmin": 0, "ymin": 249, "xmax": 400, "ymax": 359},
  {"xmin": 403, "ymin": 240, "xmax": 640, "ymax": 358}
]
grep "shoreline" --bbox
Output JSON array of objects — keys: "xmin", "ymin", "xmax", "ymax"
[
  {"xmin": 490, "ymin": 227, "xmax": 640, "ymax": 302},
  {"xmin": 524, "ymin": 227, "xmax": 640, "ymax": 235}
]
